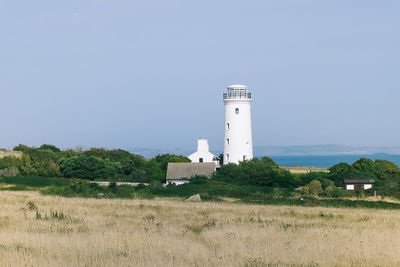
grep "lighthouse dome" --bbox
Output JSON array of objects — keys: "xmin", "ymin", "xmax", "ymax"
[{"xmin": 227, "ymin": 84, "xmax": 248, "ymax": 89}]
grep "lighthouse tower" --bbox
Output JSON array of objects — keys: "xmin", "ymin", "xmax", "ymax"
[{"xmin": 223, "ymin": 84, "xmax": 253, "ymax": 164}]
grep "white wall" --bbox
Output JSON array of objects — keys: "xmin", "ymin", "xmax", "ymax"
[
  {"xmin": 224, "ymin": 99, "xmax": 253, "ymax": 164},
  {"xmin": 346, "ymin": 184, "xmax": 354, "ymax": 190},
  {"xmin": 189, "ymin": 151, "xmax": 215, "ymax": 163},
  {"xmin": 188, "ymin": 138, "xmax": 216, "ymax": 163},
  {"xmin": 167, "ymin": 180, "xmax": 190, "ymax": 185},
  {"xmin": 364, "ymin": 184, "xmax": 372, "ymax": 190}
]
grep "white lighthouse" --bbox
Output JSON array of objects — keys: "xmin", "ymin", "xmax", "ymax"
[{"xmin": 223, "ymin": 84, "xmax": 253, "ymax": 164}]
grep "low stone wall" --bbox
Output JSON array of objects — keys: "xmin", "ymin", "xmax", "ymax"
[{"xmin": 0, "ymin": 150, "xmax": 22, "ymax": 159}]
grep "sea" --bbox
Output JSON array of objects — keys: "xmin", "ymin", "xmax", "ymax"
[{"xmin": 267, "ymin": 154, "xmax": 400, "ymax": 168}]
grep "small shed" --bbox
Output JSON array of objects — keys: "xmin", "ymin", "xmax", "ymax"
[
  {"xmin": 166, "ymin": 162, "xmax": 216, "ymax": 185},
  {"xmin": 344, "ymin": 177, "xmax": 375, "ymax": 192}
]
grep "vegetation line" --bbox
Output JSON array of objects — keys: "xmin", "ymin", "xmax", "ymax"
[{"xmin": 1, "ymin": 144, "xmax": 400, "ymax": 209}]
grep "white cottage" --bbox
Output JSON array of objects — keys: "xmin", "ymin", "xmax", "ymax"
[{"xmin": 188, "ymin": 138, "xmax": 217, "ymax": 164}]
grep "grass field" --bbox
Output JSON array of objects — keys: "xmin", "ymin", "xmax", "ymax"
[
  {"xmin": 1, "ymin": 191, "xmax": 400, "ymax": 266},
  {"xmin": 280, "ymin": 166, "xmax": 329, "ymax": 174}
]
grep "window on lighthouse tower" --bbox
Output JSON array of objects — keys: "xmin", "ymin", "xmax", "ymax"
[{"xmin": 235, "ymin": 108, "xmax": 239, "ymax": 114}]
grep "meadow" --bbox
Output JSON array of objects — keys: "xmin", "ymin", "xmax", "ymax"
[{"xmin": 1, "ymin": 191, "xmax": 400, "ymax": 266}]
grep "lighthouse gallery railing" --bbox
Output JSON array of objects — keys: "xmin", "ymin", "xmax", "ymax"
[{"xmin": 223, "ymin": 93, "xmax": 252, "ymax": 99}]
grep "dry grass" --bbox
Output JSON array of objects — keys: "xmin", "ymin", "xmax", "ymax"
[
  {"xmin": 0, "ymin": 150, "xmax": 22, "ymax": 158},
  {"xmin": 280, "ymin": 166, "xmax": 329, "ymax": 174},
  {"xmin": 0, "ymin": 191, "xmax": 400, "ymax": 266}
]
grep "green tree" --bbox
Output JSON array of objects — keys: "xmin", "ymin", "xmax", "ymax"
[
  {"xmin": 40, "ymin": 144, "xmax": 61, "ymax": 153},
  {"xmin": 16, "ymin": 149, "xmax": 61, "ymax": 177},
  {"xmin": 60, "ymin": 155, "xmax": 121, "ymax": 180},
  {"xmin": 260, "ymin": 156, "xmax": 279, "ymax": 167},
  {"xmin": 83, "ymin": 148, "xmax": 148, "ymax": 181},
  {"xmin": 328, "ymin": 162, "xmax": 352, "ymax": 186},
  {"xmin": 13, "ymin": 144, "xmax": 30, "ymax": 152}
]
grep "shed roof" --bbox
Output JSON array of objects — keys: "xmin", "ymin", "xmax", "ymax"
[
  {"xmin": 344, "ymin": 177, "xmax": 375, "ymax": 184},
  {"xmin": 166, "ymin": 162, "xmax": 216, "ymax": 180}
]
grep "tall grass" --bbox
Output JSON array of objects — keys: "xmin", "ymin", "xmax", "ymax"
[{"xmin": 1, "ymin": 191, "xmax": 400, "ymax": 266}]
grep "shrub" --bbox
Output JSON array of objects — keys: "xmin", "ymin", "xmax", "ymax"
[
  {"xmin": 190, "ymin": 175, "xmax": 208, "ymax": 184},
  {"xmin": 355, "ymin": 187, "xmax": 364, "ymax": 198},
  {"xmin": 109, "ymin": 181, "xmax": 117, "ymax": 192},
  {"xmin": 331, "ymin": 187, "xmax": 347, "ymax": 198},
  {"xmin": 324, "ymin": 186, "xmax": 334, "ymax": 197},
  {"xmin": 303, "ymin": 180, "xmax": 323, "ymax": 196},
  {"xmin": 136, "ymin": 183, "xmax": 146, "ymax": 190}
]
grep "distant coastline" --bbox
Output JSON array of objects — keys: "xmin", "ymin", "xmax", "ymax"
[
  {"xmin": 268, "ymin": 154, "xmax": 400, "ymax": 168},
  {"xmin": 253, "ymin": 144, "xmax": 400, "ymax": 157}
]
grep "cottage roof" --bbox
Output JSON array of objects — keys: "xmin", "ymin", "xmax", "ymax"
[{"xmin": 166, "ymin": 162, "xmax": 216, "ymax": 180}]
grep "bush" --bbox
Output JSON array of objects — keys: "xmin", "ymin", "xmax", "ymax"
[
  {"xmin": 136, "ymin": 183, "xmax": 146, "ymax": 190},
  {"xmin": 109, "ymin": 181, "xmax": 117, "ymax": 192},
  {"xmin": 331, "ymin": 187, "xmax": 347, "ymax": 198},
  {"xmin": 303, "ymin": 180, "xmax": 323, "ymax": 196},
  {"xmin": 355, "ymin": 187, "xmax": 364, "ymax": 198},
  {"xmin": 190, "ymin": 175, "xmax": 208, "ymax": 184}
]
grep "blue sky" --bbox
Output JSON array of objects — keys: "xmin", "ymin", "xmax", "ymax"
[{"xmin": 1, "ymin": 0, "xmax": 399, "ymax": 151}]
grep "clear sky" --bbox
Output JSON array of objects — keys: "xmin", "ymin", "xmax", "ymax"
[{"xmin": 1, "ymin": 0, "xmax": 399, "ymax": 152}]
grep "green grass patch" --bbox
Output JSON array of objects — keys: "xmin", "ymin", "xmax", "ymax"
[
  {"xmin": 41, "ymin": 183, "xmax": 154, "ymax": 199},
  {"xmin": 241, "ymin": 195, "xmax": 400, "ymax": 210},
  {"xmin": 0, "ymin": 176, "xmax": 72, "ymax": 188},
  {"xmin": 146, "ymin": 180, "xmax": 275, "ymax": 199}
]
